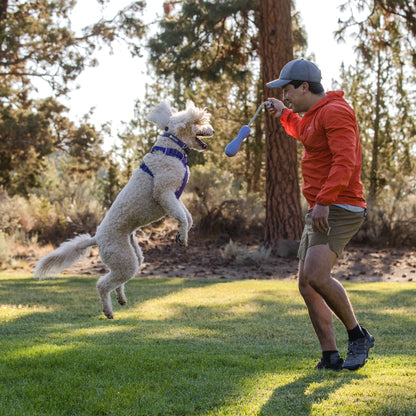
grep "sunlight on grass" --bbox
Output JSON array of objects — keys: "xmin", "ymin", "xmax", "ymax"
[
  {"xmin": 283, "ymin": 308, "xmax": 309, "ymax": 317},
  {"xmin": 127, "ymin": 280, "xmax": 304, "ymax": 322},
  {"xmin": 381, "ymin": 307, "xmax": 416, "ymax": 317},
  {"xmin": 1, "ymin": 303, "xmax": 49, "ymax": 322},
  {"xmin": 69, "ymin": 325, "xmax": 130, "ymax": 337},
  {"xmin": 1, "ymin": 274, "xmax": 415, "ymax": 416},
  {"xmin": 314, "ymin": 367, "xmax": 416, "ymax": 415},
  {"xmin": 305, "ymin": 379, "xmax": 339, "ymax": 396},
  {"xmin": 6, "ymin": 343, "xmax": 74, "ymax": 359},
  {"xmin": 158, "ymin": 326, "xmax": 222, "ymax": 339}
]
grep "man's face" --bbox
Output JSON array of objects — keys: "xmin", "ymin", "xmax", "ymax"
[{"xmin": 282, "ymin": 83, "xmax": 307, "ymax": 113}]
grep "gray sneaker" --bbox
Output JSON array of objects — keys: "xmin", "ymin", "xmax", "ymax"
[
  {"xmin": 315, "ymin": 353, "xmax": 344, "ymax": 371},
  {"xmin": 342, "ymin": 327, "xmax": 375, "ymax": 370}
]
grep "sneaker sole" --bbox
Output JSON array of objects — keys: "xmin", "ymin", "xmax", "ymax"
[
  {"xmin": 315, "ymin": 358, "xmax": 344, "ymax": 371},
  {"xmin": 315, "ymin": 365, "xmax": 344, "ymax": 371}
]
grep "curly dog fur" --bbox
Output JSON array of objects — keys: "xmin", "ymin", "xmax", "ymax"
[{"xmin": 34, "ymin": 100, "xmax": 214, "ymax": 319}]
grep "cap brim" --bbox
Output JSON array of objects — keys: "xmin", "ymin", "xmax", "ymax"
[{"xmin": 266, "ymin": 79, "xmax": 291, "ymax": 88}]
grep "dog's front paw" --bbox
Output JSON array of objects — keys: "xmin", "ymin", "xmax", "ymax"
[
  {"xmin": 175, "ymin": 232, "xmax": 187, "ymax": 247},
  {"xmin": 104, "ymin": 310, "xmax": 114, "ymax": 319}
]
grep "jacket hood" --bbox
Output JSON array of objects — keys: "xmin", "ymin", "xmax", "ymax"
[{"xmin": 309, "ymin": 91, "xmax": 345, "ymax": 113}]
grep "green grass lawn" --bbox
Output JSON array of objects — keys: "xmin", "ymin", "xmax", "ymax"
[{"xmin": 0, "ymin": 273, "xmax": 415, "ymax": 416}]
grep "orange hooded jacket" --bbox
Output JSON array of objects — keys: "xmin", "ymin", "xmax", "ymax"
[{"xmin": 280, "ymin": 91, "xmax": 367, "ymax": 210}]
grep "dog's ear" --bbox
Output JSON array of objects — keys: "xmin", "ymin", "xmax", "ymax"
[
  {"xmin": 185, "ymin": 100, "xmax": 195, "ymax": 110},
  {"xmin": 146, "ymin": 101, "xmax": 174, "ymax": 129}
]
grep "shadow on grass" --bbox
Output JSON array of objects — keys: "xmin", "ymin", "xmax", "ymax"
[
  {"xmin": 1, "ymin": 275, "xmax": 415, "ymax": 415},
  {"xmin": 0, "ymin": 332, "xmax": 365, "ymax": 416},
  {"xmin": 0, "ymin": 275, "xmax": 217, "ymax": 321},
  {"xmin": 260, "ymin": 371, "xmax": 365, "ymax": 416}
]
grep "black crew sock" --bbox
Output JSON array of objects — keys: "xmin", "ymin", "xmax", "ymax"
[
  {"xmin": 347, "ymin": 324, "xmax": 365, "ymax": 341},
  {"xmin": 322, "ymin": 350, "xmax": 340, "ymax": 362}
]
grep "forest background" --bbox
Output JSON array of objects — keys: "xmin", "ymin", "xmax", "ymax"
[{"xmin": 0, "ymin": 0, "xmax": 415, "ymax": 272}]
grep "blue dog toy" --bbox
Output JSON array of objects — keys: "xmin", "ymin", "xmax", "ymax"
[{"xmin": 224, "ymin": 101, "xmax": 272, "ymax": 157}]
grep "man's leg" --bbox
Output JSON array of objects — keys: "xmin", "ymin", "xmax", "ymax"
[
  {"xmin": 298, "ymin": 247, "xmax": 346, "ymax": 370},
  {"xmin": 301, "ymin": 244, "xmax": 360, "ymax": 331},
  {"xmin": 298, "ymin": 259, "xmax": 338, "ymax": 352},
  {"xmin": 299, "ymin": 243, "xmax": 374, "ymax": 370}
]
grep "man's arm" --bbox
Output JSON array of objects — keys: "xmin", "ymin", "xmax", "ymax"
[
  {"xmin": 266, "ymin": 97, "xmax": 302, "ymax": 139},
  {"xmin": 315, "ymin": 107, "xmax": 358, "ymax": 206}
]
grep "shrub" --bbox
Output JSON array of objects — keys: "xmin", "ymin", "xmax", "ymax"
[
  {"xmin": 0, "ymin": 190, "xmax": 34, "ymax": 235},
  {"xmin": 184, "ymin": 165, "xmax": 265, "ymax": 239},
  {"xmin": 354, "ymin": 195, "xmax": 416, "ymax": 248},
  {"xmin": 0, "ymin": 231, "xmax": 11, "ymax": 264},
  {"xmin": 220, "ymin": 239, "xmax": 271, "ymax": 265},
  {"xmin": 27, "ymin": 181, "xmax": 104, "ymax": 244},
  {"xmin": 0, "ymin": 179, "xmax": 104, "ymax": 246}
]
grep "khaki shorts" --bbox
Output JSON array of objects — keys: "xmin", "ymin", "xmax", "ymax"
[{"xmin": 298, "ymin": 205, "xmax": 366, "ymax": 260}]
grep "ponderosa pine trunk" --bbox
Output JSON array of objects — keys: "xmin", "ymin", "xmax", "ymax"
[{"xmin": 259, "ymin": 0, "xmax": 303, "ymax": 248}]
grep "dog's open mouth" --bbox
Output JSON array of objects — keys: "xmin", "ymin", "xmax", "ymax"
[{"xmin": 195, "ymin": 136, "xmax": 208, "ymax": 150}]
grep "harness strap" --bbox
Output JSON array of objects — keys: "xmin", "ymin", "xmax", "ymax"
[
  {"xmin": 140, "ymin": 145, "xmax": 189, "ymax": 199},
  {"xmin": 176, "ymin": 166, "xmax": 189, "ymax": 199},
  {"xmin": 163, "ymin": 132, "xmax": 191, "ymax": 155},
  {"xmin": 151, "ymin": 146, "xmax": 188, "ymax": 164},
  {"xmin": 139, "ymin": 162, "xmax": 154, "ymax": 178}
]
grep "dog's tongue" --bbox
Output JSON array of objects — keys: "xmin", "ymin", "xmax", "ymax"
[{"xmin": 196, "ymin": 137, "xmax": 208, "ymax": 150}]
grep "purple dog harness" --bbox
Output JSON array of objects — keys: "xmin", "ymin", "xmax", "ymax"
[{"xmin": 140, "ymin": 132, "xmax": 190, "ymax": 199}]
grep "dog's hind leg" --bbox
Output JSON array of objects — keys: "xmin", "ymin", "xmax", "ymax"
[
  {"xmin": 97, "ymin": 273, "xmax": 116, "ymax": 319},
  {"xmin": 115, "ymin": 234, "xmax": 144, "ymax": 306},
  {"xmin": 96, "ymin": 235, "xmax": 140, "ymax": 319},
  {"xmin": 115, "ymin": 284, "xmax": 127, "ymax": 306},
  {"xmin": 130, "ymin": 233, "xmax": 144, "ymax": 266}
]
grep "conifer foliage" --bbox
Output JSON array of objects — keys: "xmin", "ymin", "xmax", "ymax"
[
  {"xmin": 337, "ymin": 0, "xmax": 416, "ymax": 207},
  {"xmin": 0, "ymin": 0, "xmax": 146, "ymax": 195},
  {"xmin": 148, "ymin": 0, "xmax": 305, "ymax": 245}
]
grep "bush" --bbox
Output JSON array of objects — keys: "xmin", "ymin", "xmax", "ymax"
[
  {"xmin": 0, "ymin": 181, "xmax": 104, "ymax": 246},
  {"xmin": 0, "ymin": 231, "xmax": 11, "ymax": 264},
  {"xmin": 27, "ymin": 182, "xmax": 104, "ymax": 244},
  {"xmin": 0, "ymin": 190, "xmax": 34, "ymax": 235},
  {"xmin": 220, "ymin": 239, "xmax": 271, "ymax": 265},
  {"xmin": 184, "ymin": 165, "xmax": 265, "ymax": 239},
  {"xmin": 354, "ymin": 199, "xmax": 416, "ymax": 248}
]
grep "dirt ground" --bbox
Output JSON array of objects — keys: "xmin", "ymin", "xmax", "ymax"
[{"xmin": 47, "ymin": 236, "xmax": 416, "ymax": 283}]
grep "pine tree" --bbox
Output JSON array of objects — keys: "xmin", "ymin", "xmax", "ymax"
[
  {"xmin": 337, "ymin": 1, "xmax": 416, "ymax": 207},
  {"xmin": 260, "ymin": 0, "xmax": 303, "ymax": 243},
  {"xmin": 147, "ymin": 0, "xmax": 307, "ymax": 246},
  {"xmin": 0, "ymin": 0, "xmax": 146, "ymax": 196}
]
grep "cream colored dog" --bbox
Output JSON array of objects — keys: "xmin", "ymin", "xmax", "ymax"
[{"xmin": 34, "ymin": 100, "xmax": 214, "ymax": 319}]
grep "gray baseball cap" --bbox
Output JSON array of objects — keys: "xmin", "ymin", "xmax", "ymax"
[{"xmin": 266, "ymin": 59, "xmax": 322, "ymax": 88}]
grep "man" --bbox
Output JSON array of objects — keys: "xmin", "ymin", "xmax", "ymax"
[{"xmin": 266, "ymin": 58, "xmax": 374, "ymax": 371}]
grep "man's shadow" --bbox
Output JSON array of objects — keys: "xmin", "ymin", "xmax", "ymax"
[{"xmin": 260, "ymin": 371, "xmax": 365, "ymax": 416}]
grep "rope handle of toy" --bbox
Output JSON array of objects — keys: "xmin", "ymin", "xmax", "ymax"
[{"xmin": 248, "ymin": 101, "xmax": 272, "ymax": 128}]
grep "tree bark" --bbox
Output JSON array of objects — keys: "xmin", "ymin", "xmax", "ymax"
[
  {"xmin": 259, "ymin": 0, "xmax": 303, "ymax": 246},
  {"xmin": 369, "ymin": 48, "xmax": 382, "ymax": 206},
  {"xmin": 0, "ymin": 0, "xmax": 7, "ymax": 22}
]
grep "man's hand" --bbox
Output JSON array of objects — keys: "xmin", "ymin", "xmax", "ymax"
[
  {"xmin": 266, "ymin": 98, "xmax": 286, "ymax": 118},
  {"xmin": 311, "ymin": 204, "xmax": 330, "ymax": 233}
]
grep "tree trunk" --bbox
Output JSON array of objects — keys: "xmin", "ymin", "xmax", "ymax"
[
  {"xmin": 369, "ymin": 49, "xmax": 382, "ymax": 206},
  {"xmin": 259, "ymin": 0, "xmax": 303, "ymax": 247},
  {"xmin": 0, "ymin": 0, "xmax": 7, "ymax": 22},
  {"xmin": 247, "ymin": 81, "xmax": 265, "ymax": 193}
]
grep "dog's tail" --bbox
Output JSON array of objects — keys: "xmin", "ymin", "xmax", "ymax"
[{"xmin": 34, "ymin": 234, "xmax": 96, "ymax": 279}]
